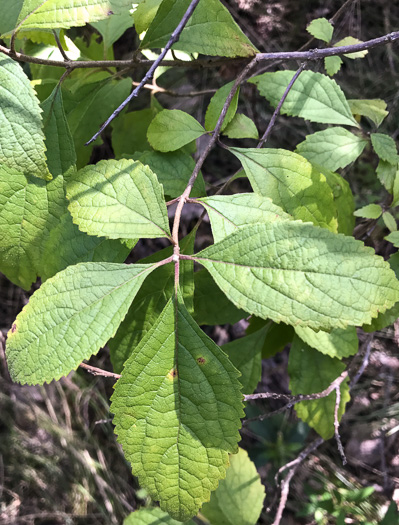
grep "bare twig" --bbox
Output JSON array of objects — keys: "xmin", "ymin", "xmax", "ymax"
[
  {"xmin": 334, "ymin": 385, "xmax": 347, "ymax": 465},
  {"xmin": 131, "ymin": 81, "xmax": 217, "ymax": 98},
  {"xmin": 79, "ymin": 363, "xmax": 121, "ymax": 379},
  {"xmin": 85, "ymin": 0, "xmax": 202, "ymax": 145},
  {"xmin": 52, "ymin": 30, "xmax": 69, "ymax": 61}
]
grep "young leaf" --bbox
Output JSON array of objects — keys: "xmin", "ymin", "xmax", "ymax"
[
  {"xmin": 141, "ymin": 0, "xmax": 257, "ymax": 58},
  {"xmin": 222, "ymin": 328, "xmax": 266, "ymax": 395},
  {"xmin": 371, "ymin": 133, "xmax": 398, "ymax": 164},
  {"xmin": 124, "ymin": 507, "xmax": 195, "ymax": 524},
  {"xmin": 288, "ymin": 337, "xmax": 350, "ymax": 439},
  {"xmin": 147, "ymin": 110, "xmax": 205, "ymax": 152},
  {"xmin": 348, "ymin": 99, "xmax": 388, "ymax": 128},
  {"xmin": 193, "ymin": 269, "xmax": 246, "ymax": 326},
  {"xmin": 382, "ymin": 211, "xmax": 397, "ymax": 232},
  {"xmin": 14, "ymin": 0, "xmax": 133, "ymax": 31},
  {"xmin": 111, "ymin": 297, "xmax": 244, "ymax": 521},
  {"xmin": 230, "ymin": 148, "xmax": 338, "ymax": 232},
  {"xmin": 321, "ymin": 169, "xmax": 355, "ymax": 235},
  {"xmin": 386, "ymin": 231, "xmax": 399, "ymax": 247},
  {"xmin": 205, "ymin": 81, "xmax": 239, "ymax": 132},
  {"xmin": 294, "ymin": 326, "xmax": 358, "ymax": 359},
  {"xmin": 0, "ymin": 56, "xmax": 51, "ymax": 180},
  {"xmin": 112, "ymin": 108, "xmax": 158, "ymax": 157},
  {"xmin": 6, "ymin": 262, "xmax": 156, "ymax": 384},
  {"xmin": 132, "ymin": 150, "xmax": 206, "ymax": 198},
  {"xmin": 296, "ymin": 127, "xmax": 367, "ymax": 171},
  {"xmin": 306, "ymin": 18, "xmax": 333, "ymax": 43},
  {"xmin": 198, "ymin": 193, "xmax": 291, "ymax": 243},
  {"xmin": 195, "ymin": 222, "xmax": 399, "ymax": 330},
  {"xmin": 353, "ymin": 203, "xmax": 382, "ymax": 219},
  {"xmin": 248, "ymin": 70, "xmax": 358, "ymax": 127},
  {"xmin": 201, "ymin": 447, "xmax": 265, "ymax": 525},
  {"xmin": 91, "ymin": 12, "xmax": 133, "ymax": 50},
  {"xmin": 324, "ymin": 56, "xmax": 343, "ymax": 76},
  {"xmin": 67, "ymin": 159, "xmax": 171, "ymax": 240},
  {"xmin": 334, "ymin": 36, "xmax": 368, "ymax": 58},
  {"xmin": 376, "ymin": 159, "xmax": 399, "ymax": 194},
  {"xmin": 222, "ymin": 113, "xmax": 259, "ymax": 140}
]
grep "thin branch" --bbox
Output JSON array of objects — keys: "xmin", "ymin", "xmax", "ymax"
[
  {"xmin": 131, "ymin": 81, "xmax": 217, "ymax": 97},
  {"xmin": 79, "ymin": 363, "xmax": 121, "ymax": 379},
  {"xmin": 85, "ymin": 0, "xmax": 202, "ymax": 145},
  {"xmin": 334, "ymin": 384, "xmax": 347, "ymax": 465},
  {"xmin": 257, "ymin": 62, "xmax": 307, "ymax": 148},
  {"xmin": 52, "ymin": 30, "xmax": 69, "ymax": 61}
]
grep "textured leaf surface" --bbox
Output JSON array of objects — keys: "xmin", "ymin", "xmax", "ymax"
[
  {"xmin": 6, "ymin": 262, "xmax": 155, "ymax": 384},
  {"xmin": 67, "ymin": 159, "xmax": 171, "ymax": 240},
  {"xmin": 205, "ymin": 81, "xmax": 239, "ymax": 132},
  {"xmin": 371, "ymin": 133, "xmax": 398, "ymax": 164},
  {"xmin": 147, "ymin": 110, "xmax": 205, "ymax": 152},
  {"xmin": 201, "ymin": 447, "xmax": 265, "ymax": 525},
  {"xmin": 321, "ymin": 169, "xmax": 355, "ymax": 235},
  {"xmin": 324, "ymin": 56, "xmax": 342, "ymax": 76},
  {"xmin": 306, "ymin": 17, "xmax": 333, "ymax": 42},
  {"xmin": 111, "ymin": 297, "xmax": 243, "ymax": 521},
  {"xmin": 249, "ymin": 70, "xmax": 357, "ymax": 126},
  {"xmin": 348, "ymin": 99, "xmax": 388, "ymax": 128},
  {"xmin": 289, "ymin": 337, "xmax": 350, "ymax": 439},
  {"xmin": 132, "ymin": 150, "xmax": 205, "ymax": 198},
  {"xmin": 294, "ymin": 326, "xmax": 358, "ymax": 359},
  {"xmin": 195, "ymin": 222, "xmax": 399, "ymax": 330},
  {"xmin": 230, "ymin": 148, "xmax": 338, "ymax": 231},
  {"xmin": 222, "ymin": 329, "xmax": 266, "ymax": 395},
  {"xmin": 199, "ymin": 193, "xmax": 291, "ymax": 243},
  {"xmin": 141, "ymin": 0, "xmax": 257, "ymax": 57},
  {"xmin": 223, "ymin": 113, "xmax": 259, "ymax": 140},
  {"xmin": 193, "ymin": 269, "xmax": 246, "ymax": 326},
  {"xmin": 124, "ymin": 506, "xmax": 195, "ymax": 524},
  {"xmin": 296, "ymin": 127, "xmax": 367, "ymax": 171},
  {"xmin": 0, "ymin": 56, "xmax": 50, "ymax": 180},
  {"xmin": 15, "ymin": 0, "xmax": 133, "ymax": 30}
]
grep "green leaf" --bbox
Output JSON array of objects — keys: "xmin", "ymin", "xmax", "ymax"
[
  {"xmin": 324, "ymin": 56, "xmax": 343, "ymax": 76},
  {"xmin": 246, "ymin": 319, "xmax": 294, "ymax": 359},
  {"xmin": 222, "ymin": 113, "xmax": 259, "ymax": 140},
  {"xmin": 111, "ymin": 297, "xmax": 243, "ymax": 521},
  {"xmin": 386, "ymin": 231, "xmax": 399, "ymax": 247},
  {"xmin": 249, "ymin": 70, "xmax": 357, "ymax": 126},
  {"xmin": 348, "ymin": 99, "xmax": 388, "ymax": 128},
  {"xmin": 147, "ymin": 110, "xmax": 205, "ymax": 153},
  {"xmin": 199, "ymin": 193, "xmax": 291, "ymax": 243},
  {"xmin": 288, "ymin": 337, "xmax": 350, "ymax": 439},
  {"xmin": 376, "ymin": 160, "xmax": 399, "ymax": 194},
  {"xmin": 124, "ymin": 507, "xmax": 195, "ymax": 524},
  {"xmin": 371, "ymin": 133, "xmax": 398, "ymax": 164},
  {"xmin": 230, "ymin": 148, "xmax": 338, "ymax": 232},
  {"xmin": 205, "ymin": 81, "xmax": 239, "ymax": 132},
  {"xmin": 6, "ymin": 262, "xmax": 156, "ymax": 384},
  {"xmin": 195, "ymin": 222, "xmax": 399, "ymax": 330},
  {"xmin": 0, "ymin": 0, "xmax": 23, "ymax": 35},
  {"xmin": 353, "ymin": 203, "xmax": 382, "ymax": 219},
  {"xmin": 294, "ymin": 326, "xmax": 358, "ymax": 359},
  {"xmin": 0, "ymin": 56, "xmax": 51, "ymax": 180},
  {"xmin": 67, "ymin": 158, "xmax": 171, "ymax": 240},
  {"xmin": 222, "ymin": 329, "xmax": 266, "ymax": 395},
  {"xmin": 193, "ymin": 269, "xmax": 246, "ymax": 326},
  {"xmin": 15, "ymin": 0, "xmax": 133, "ymax": 31},
  {"xmin": 91, "ymin": 12, "xmax": 133, "ymax": 50},
  {"xmin": 63, "ymin": 77, "xmax": 131, "ymax": 168},
  {"xmin": 296, "ymin": 127, "xmax": 367, "ymax": 172},
  {"xmin": 383, "ymin": 211, "xmax": 397, "ymax": 232},
  {"xmin": 134, "ymin": 0, "xmax": 163, "ymax": 34},
  {"xmin": 363, "ymin": 252, "xmax": 399, "ymax": 332},
  {"xmin": 306, "ymin": 18, "xmax": 333, "ymax": 43},
  {"xmin": 322, "ymin": 169, "xmax": 355, "ymax": 235},
  {"xmin": 109, "ymin": 233, "xmax": 195, "ymax": 374},
  {"xmin": 334, "ymin": 36, "xmax": 368, "ymax": 58},
  {"xmin": 112, "ymin": 108, "xmax": 158, "ymax": 157},
  {"xmin": 132, "ymin": 150, "xmax": 206, "ymax": 198},
  {"xmin": 201, "ymin": 447, "xmax": 265, "ymax": 525},
  {"xmin": 141, "ymin": 0, "xmax": 257, "ymax": 58}
]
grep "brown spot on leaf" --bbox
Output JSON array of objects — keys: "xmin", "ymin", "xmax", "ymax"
[
  {"xmin": 167, "ymin": 368, "xmax": 178, "ymax": 380},
  {"xmin": 11, "ymin": 323, "xmax": 17, "ymax": 333},
  {"xmin": 197, "ymin": 357, "xmax": 206, "ymax": 365},
  {"xmin": 107, "ymin": 10, "xmax": 114, "ymax": 15}
]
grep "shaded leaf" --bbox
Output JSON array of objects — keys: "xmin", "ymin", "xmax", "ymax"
[
  {"xmin": 348, "ymin": 99, "xmax": 388, "ymax": 128},
  {"xmin": 201, "ymin": 447, "xmax": 265, "ymax": 525},
  {"xmin": 134, "ymin": 0, "xmax": 163, "ymax": 34},
  {"xmin": 249, "ymin": 70, "xmax": 357, "ymax": 126},
  {"xmin": 147, "ymin": 110, "xmax": 205, "ymax": 152},
  {"xmin": 306, "ymin": 18, "xmax": 333, "ymax": 43},
  {"xmin": 296, "ymin": 127, "xmax": 367, "ymax": 171},
  {"xmin": 205, "ymin": 81, "xmax": 239, "ymax": 132},
  {"xmin": 91, "ymin": 12, "xmax": 133, "ymax": 50},
  {"xmin": 288, "ymin": 337, "xmax": 350, "ymax": 439},
  {"xmin": 67, "ymin": 159, "xmax": 171, "ymax": 240},
  {"xmin": 111, "ymin": 297, "xmax": 243, "ymax": 521},
  {"xmin": 6, "ymin": 262, "xmax": 156, "ymax": 384},
  {"xmin": 112, "ymin": 108, "xmax": 158, "ymax": 157},
  {"xmin": 294, "ymin": 325, "xmax": 358, "ymax": 359},
  {"xmin": 376, "ymin": 159, "xmax": 399, "ymax": 194},
  {"xmin": 223, "ymin": 113, "xmax": 259, "ymax": 140},
  {"xmin": 247, "ymin": 319, "xmax": 294, "ymax": 359},
  {"xmin": 195, "ymin": 222, "xmax": 399, "ymax": 330},
  {"xmin": 321, "ymin": 168, "xmax": 355, "ymax": 235}
]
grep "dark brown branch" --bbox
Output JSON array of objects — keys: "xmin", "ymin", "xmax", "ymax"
[
  {"xmin": 52, "ymin": 30, "xmax": 69, "ymax": 61},
  {"xmin": 79, "ymin": 363, "xmax": 121, "ymax": 379}
]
